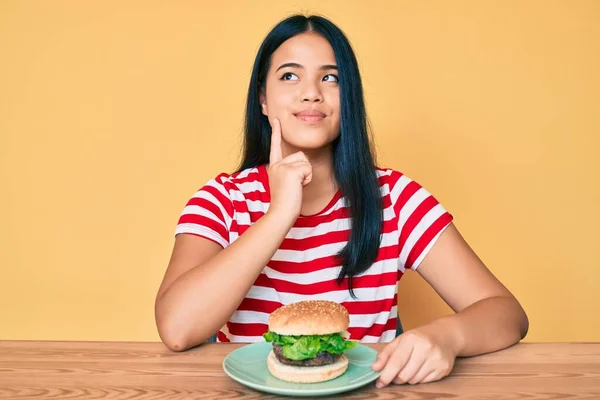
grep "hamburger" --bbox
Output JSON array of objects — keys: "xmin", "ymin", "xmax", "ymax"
[{"xmin": 263, "ymin": 300, "xmax": 358, "ymax": 383}]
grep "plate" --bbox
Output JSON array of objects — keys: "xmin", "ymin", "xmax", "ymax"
[{"xmin": 222, "ymin": 341, "xmax": 381, "ymax": 397}]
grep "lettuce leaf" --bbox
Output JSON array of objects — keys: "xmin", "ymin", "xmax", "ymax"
[{"xmin": 262, "ymin": 331, "xmax": 358, "ymax": 361}]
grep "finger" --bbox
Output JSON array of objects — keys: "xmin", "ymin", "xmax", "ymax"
[
  {"xmin": 269, "ymin": 118, "xmax": 283, "ymax": 164},
  {"xmin": 376, "ymin": 343, "xmax": 413, "ymax": 388},
  {"xmin": 371, "ymin": 339, "xmax": 400, "ymax": 372},
  {"xmin": 407, "ymin": 360, "xmax": 433, "ymax": 385},
  {"xmin": 421, "ymin": 370, "xmax": 440, "ymax": 384},
  {"xmin": 392, "ymin": 351, "xmax": 426, "ymax": 385},
  {"xmin": 281, "ymin": 151, "xmax": 308, "ymax": 164},
  {"xmin": 301, "ymin": 166, "xmax": 312, "ymax": 186},
  {"xmin": 284, "ymin": 161, "xmax": 313, "ymax": 186}
]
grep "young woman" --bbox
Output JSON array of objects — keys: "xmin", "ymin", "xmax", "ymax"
[{"xmin": 155, "ymin": 14, "xmax": 529, "ymax": 387}]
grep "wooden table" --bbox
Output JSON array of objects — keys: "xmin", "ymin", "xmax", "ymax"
[{"xmin": 1, "ymin": 341, "xmax": 599, "ymax": 399}]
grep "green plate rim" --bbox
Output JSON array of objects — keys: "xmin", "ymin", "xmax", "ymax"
[{"xmin": 222, "ymin": 341, "xmax": 381, "ymax": 396}]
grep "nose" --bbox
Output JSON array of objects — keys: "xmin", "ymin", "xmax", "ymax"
[{"xmin": 300, "ymin": 80, "xmax": 323, "ymax": 102}]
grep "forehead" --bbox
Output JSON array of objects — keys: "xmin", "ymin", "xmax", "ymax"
[{"xmin": 271, "ymin": 32, "xmax": 336, "ymax": 67}]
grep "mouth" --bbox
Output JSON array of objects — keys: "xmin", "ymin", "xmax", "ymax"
[{"xmin": 295, "ymin": 111, "xmax": 326, "ymax": 124}]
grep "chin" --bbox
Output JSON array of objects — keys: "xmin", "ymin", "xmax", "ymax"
[{"xmin": 285, "ymin": 133, "xmax": 338, "ymax": 152}]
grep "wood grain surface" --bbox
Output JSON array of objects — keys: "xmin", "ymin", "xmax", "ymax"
[{"xmin": 1, "ymin": 341, "xmax": 599, "ymax": 399}]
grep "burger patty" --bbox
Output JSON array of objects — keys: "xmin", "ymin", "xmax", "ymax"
[{"xmin": 273, "ymin": 344, "xmax": 341, "ymax": 367}]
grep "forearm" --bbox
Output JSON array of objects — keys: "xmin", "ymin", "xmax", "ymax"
[
  {"xmin": 155, "ymin": 211, "xmax": 294, "ymax": 351},
  {"xmin": 431, "ymin": 296, "xmax": 529, "ymax": 358}
]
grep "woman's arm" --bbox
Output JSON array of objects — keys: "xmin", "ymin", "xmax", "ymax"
[
  {"xmin": 416, "ymin": 223, "xmax": 529, "ymax": 356},
  {"xmin": 373, "ymin": 222, "xmax": 528, "ymax": 386},
  {"xmin": 155, "ymin": 211, "xmax": 295, "ymax": 352},
  {"xmin": 155, "ymin": 118, "xmax": 313, "ymax": 352}
]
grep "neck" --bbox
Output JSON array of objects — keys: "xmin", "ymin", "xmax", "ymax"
[
  {"xmin": 303, "ymin": 148, "xmax": 336, "ymax": 191},
  {"xmin": 289, "ymin": 145, "xmax": 338, "ymax": 214}
]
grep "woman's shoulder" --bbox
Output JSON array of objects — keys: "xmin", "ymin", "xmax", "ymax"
[
  {"xmin": 374, "ymin": 165, "xmax": 438, "ymax": 201},
  {"xmin": 201, "ymin": 165, "xmax": 266, "ymax": 186},
  {"xmin": 374, "ymin": 166, "xmax": 413, "ymax": 188},
  {"xmin": 197, "ymin": 165, "xmax": 269, "ymax": 198}
]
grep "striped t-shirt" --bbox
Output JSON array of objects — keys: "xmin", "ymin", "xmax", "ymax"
[{"xmin": 175, "ymin": 164, "xmax": 453, "ymax": 343}]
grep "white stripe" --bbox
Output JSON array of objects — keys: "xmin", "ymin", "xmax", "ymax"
[
  {"xmin": 267, "ymin": 262, "xmax": 393, "ymax": 286},
  {"xmin": 234, "ymin": 211, "xmax": 252, "ymax": 226},
  {"xmin": 316, "ymin": 196, "xmax": 347, "ymax": 216},
  {"xmin": 245, "ymin": 284, "xmax": 397, "ymax": 304},
  {"xmin": 398, "ymin": 187, "xmax": 431, "ymax": 232},
  {"xmin": 233, "ymin": 196, "xmax": 399, "ymax": 230},
  {"xmin": 205, "ymin": 179, "xmax": 230, "ymax": 199},
  {"xmin": 226, "ymin": 330, "xmax": 396, "ymax": 343},
  {"xmin": 389, "ymin": 175, "xmax": 412, "ymax": 206},
  {"xmin": 235, "ymin": 167, "xmax": 256, "ymax": 179},
  {"xmin": 361, "ymin": 329, "xmax": 397, "ymax": 343},
  {"xmin": 191, "ymin": 185, "xmax": 232, "ymax": 228},
  {"xmin": 272, "ymin": 231, "xmax": 398, "ymax": 264},
  {"xmin": 226, "ymin": 334, "xmax": 266, "ymax": 343},
  {"xmin": 263, "ymin": 257, "xmax": 397, "ymax": 285},
  {"xmin": 271, "ymin": 241, "xmax": 345, "ymax": 263},
  {"xmin": 376, "ymin": 169, "xmax": 393, "ymax": 178},
  {"xmin": 399, "ymin": 203, "xmax": 447, "ymax": 270},
  {"xmin": 229, "ymin": 310, "xmax": 270, "ymax": 324},
  {"xmin": 379, "ymin": 183, "xmax": 391, "ymax": 196},
  {"xmin": 226, "ymin": 311, "xmax": 397, "ymax": 337},
  {"xmin": 246, "ymin": 198, "xmax": 270, "ymax": 213},
  {"xmin": 174, "ymin": 224, "xmax": 228, "ymax": 248},
  {"xmin": 285, "ymin": 218, "xmax": 351, "ymax": 239},
  {"xmin": 350, "ymin": 306, "xmax": 398, "ymax": 328},
  {"xmin": 237, "ymin": 181, "xmax": 266, "ymax": 193}
]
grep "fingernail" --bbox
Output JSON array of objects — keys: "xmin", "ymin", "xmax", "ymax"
[{"xmin": 376, "ymin": 382, "xmax": 384, "ymax": 389}]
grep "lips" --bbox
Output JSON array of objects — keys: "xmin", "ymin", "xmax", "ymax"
[
  {"xmin": 295, "ymin": 109, "xmax": 326, "ymax": 123},
  {"xmin": 296, "ymin": 109, "xmax": 326, "ymax": 117}
]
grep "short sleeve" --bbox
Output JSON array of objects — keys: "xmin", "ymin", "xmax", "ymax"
[
  {"xmin": 175, "ymin": 173, "xmax": 234, "ymax": 248},
  {"xmin": 388, "ymin": 171, "xmax": 453, "ymax": 271}
]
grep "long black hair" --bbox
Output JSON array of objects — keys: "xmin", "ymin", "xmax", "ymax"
[{"xmin": 237, "ymin": 14, "xmax": 382, "ymax": 298}]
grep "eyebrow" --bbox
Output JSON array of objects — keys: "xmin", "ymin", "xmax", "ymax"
[{"xmin": 275, "ymin": 62, "xmax": 338, "ymax": 72}]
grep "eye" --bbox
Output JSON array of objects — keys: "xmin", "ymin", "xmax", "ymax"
[
  {"xmin": 323, "ymin": 74, "xmax": 339, "ymax": 83},
  {"xmin": 281, "ymin": 72, "xmax": 299, "ymax": 81}
]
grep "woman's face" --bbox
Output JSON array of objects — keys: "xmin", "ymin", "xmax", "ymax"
[{"xmin": 261, "ymin": 32, "xmax": 341, "ymax": 156}]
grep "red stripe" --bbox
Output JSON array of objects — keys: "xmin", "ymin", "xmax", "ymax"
[
  {"xmin": 242, "ymin": 190, "xmax": 271, "ymax": 203},
  {"xmin": 381, "ymin": 192, "xmax": 392, "ymax": 209},
  {"xmin": 185, "ymin": 197, "xmax": 228, "ymax": 225},
  {"xmin": 228, "ymin": 322, "xmax": 269, "ymax": 337},
  {"xmin": 393, "ymin": 180, "xmax": 421, "ymax": 218},
  {"xmin": 405, "ymin": 212, "xmax": 453, "ymax": 269},
  {"xmin": 227, "ymin": 319, "xmax": 396, "ymax": 341},
  {"xmin": 235, "ymin": 297, "xmax": 398, "ymax": 317},
  {"xmin": 342, "ymin": 294, "xmax": 397, "ymax": 315},
  {"xmin": 202, "ymin": 184, "xmax": 234, "ymax": 219},
  {"xmin": 254, "ymin": 271, "xmax": 398, "ymax": 295},
  {"xmin": 267, "ymin": 243, "xmax": 398, "ymax": 274},
  {"xmin": 231, "ymin": 199, "xmax": 251, "ymax": 216},
  {"xmin": 217, "ymin": 331, "xmax": 230, "ymax": 342},
  {"xmin": 399, "ymin": 195, "xmax": 438, "ymax": 250},
  {"xmin": 279, "ymin": 230, "xmax": 349, "ymax": 251},
  {"xmin": 237, "ymin": 298, "xmax": 283, "ymax": 314},
  {"xmin": 268, "ymin": 255, "xmax": 339, "ymax": 274},
  {"xmin": 230, "ymin": 170, "xmax": 262, "ymax": 184},
  {"xmin": 235, "ymin": 218, "xmax": 398, "ymax": 254},
  {"xmin": 294, "ymin": 206, "xmax": 349, "ymax": 228},
  {"xmin": 248, "ymin": 211, "xmax": 266, "ymax": 222}
]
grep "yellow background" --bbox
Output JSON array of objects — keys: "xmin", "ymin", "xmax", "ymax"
[{"xmin": 1, "ymin": 1, "xmax": 598, "ymax": 342}]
